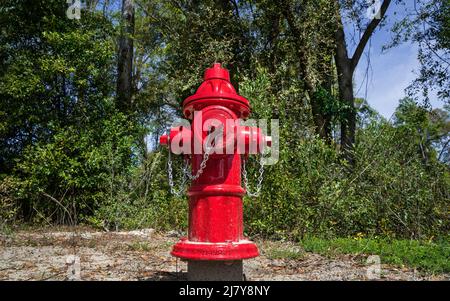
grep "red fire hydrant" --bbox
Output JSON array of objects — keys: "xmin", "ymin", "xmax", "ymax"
[{"xmin": 160, "ymin": 63, "xmax": 270, "ymax": 280}]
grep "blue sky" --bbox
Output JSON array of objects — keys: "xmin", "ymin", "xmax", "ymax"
[{"xmin": 349, "ymin": 1, "xmax": 443, "ymax": 119}]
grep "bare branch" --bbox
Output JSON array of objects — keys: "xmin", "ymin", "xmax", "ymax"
[
  {"xmin": 41, "ymin": 192, "xmax": 74, "ymax": 226},
  {"xmin": 438, "ymin": 138, "xmax": 450, "ymax": 161},
  {"xmin": 229, "ymin": 0, "xmax": 240, "ymax": 18},
  {"xmin": 350, "ymin": 0, "xmax": 391, "ymax": 71}
]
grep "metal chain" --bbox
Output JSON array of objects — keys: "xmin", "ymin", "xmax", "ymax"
[
  {"xmin": 167, "ymin": 149, "xmax": 188, "ymax": 197},
  {"xmin": 242, "ymin": 156, "xmax": 265, "ymax": 197},
  {"xmin": 183, "ymin": 131, "xmax": 213, "ymax": 180},
  {"xmin": 167, "ymin": 131, "xmax": 265, "ymax": 197},
  {"xmin": 166, "ymin": 134, "xmax": 212, "ymax": 195},
  {"xmin": 183, "ymin": 145, "xmax": 211, "ymax": 181}
]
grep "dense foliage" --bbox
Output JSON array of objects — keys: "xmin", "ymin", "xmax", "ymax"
[
  {"xmin": 0, "ymin": 0, "xmax": 448, "ymax": 243},
  {"xmin": 0, "ymin": 1, "xmax": 140, "ymax": 225}
]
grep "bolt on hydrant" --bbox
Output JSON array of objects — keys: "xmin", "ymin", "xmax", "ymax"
[{"xmin": 160, "ymin": 63, "xmax": 271, "ymax": 281}]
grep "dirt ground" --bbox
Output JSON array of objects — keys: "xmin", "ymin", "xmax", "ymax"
[{"xmin": 0, "ymin": 228, "xmax": 447, "ymax": 281}]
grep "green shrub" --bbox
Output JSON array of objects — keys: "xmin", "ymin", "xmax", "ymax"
[
  {"xmin": 239, "ymin": 69, "xmax": 449, "ymax": 240},
  {"xmin": 300, "ymin": 236, "xmax": 450, "ymax": 274},
  {"xmin": 88, "ymin": 150, "xmax": 188, "ymax": 231},
  {"xmin": 10, "ymin": 111, "xmax": 139, "ymax": 225}
]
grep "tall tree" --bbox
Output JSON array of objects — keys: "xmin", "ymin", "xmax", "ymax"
[
  {"xmin": 334, "ymin": 0, "xmax": 391, "ymax": 164},
  {"xmin": 117, "ymin": 0, "xmax": 135, "ymax": 113},
  {"xmin": 388, "ymin": 0, "xmax": 450, "ymax": 104}
]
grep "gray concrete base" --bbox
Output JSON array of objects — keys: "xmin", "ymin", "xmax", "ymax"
[{"xmin": 187, "ymin": 260, "xmax": 243, "ymax": 281}]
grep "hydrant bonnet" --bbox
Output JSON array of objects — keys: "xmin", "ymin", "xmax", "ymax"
[{"xmin": 182, "ymin": 63, "xmax": 250, "ymax": 119}]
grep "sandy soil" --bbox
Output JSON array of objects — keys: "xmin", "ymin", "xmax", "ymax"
[{"xmin": 0, "ymin": 228, "xmax": 447, "ymax": 281}]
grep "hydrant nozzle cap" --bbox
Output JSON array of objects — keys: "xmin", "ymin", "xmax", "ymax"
[{"xmin": 204, "ymin": 63, "xmax": 230, "ymax": 82}]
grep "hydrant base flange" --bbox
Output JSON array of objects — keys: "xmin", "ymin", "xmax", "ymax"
[{"xmin": 171, "ymin": 238, "xmax": 259, "ymax": 261}]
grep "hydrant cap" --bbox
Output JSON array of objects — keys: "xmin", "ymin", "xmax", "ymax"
[{"xmin": 182, "ymin": 63, "xmax": 250, "ymax": 117}]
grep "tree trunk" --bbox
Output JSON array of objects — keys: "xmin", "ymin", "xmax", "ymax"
[
  {"xmin": 116, "ymin": 0, "xmax": 135, "ymax": 113},
  {"xmin": 334, "ymin": 0, "xmax": 391, "ymax": 164},
  {"xmin": 281, "ymin": 0, "xmax": 332, "ymax": 141},
  {"xmin": 335, "ymin": 22, "xmax": 355, "ymax": 162},
  {"xmin": 310, "ymin": 97, "xmax": 332, "ymax": 142}
]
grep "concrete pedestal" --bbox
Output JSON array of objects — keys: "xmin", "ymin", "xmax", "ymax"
[{"xmin": 187, "ymin": 260, "xmax": 243, "ymax": 281}]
